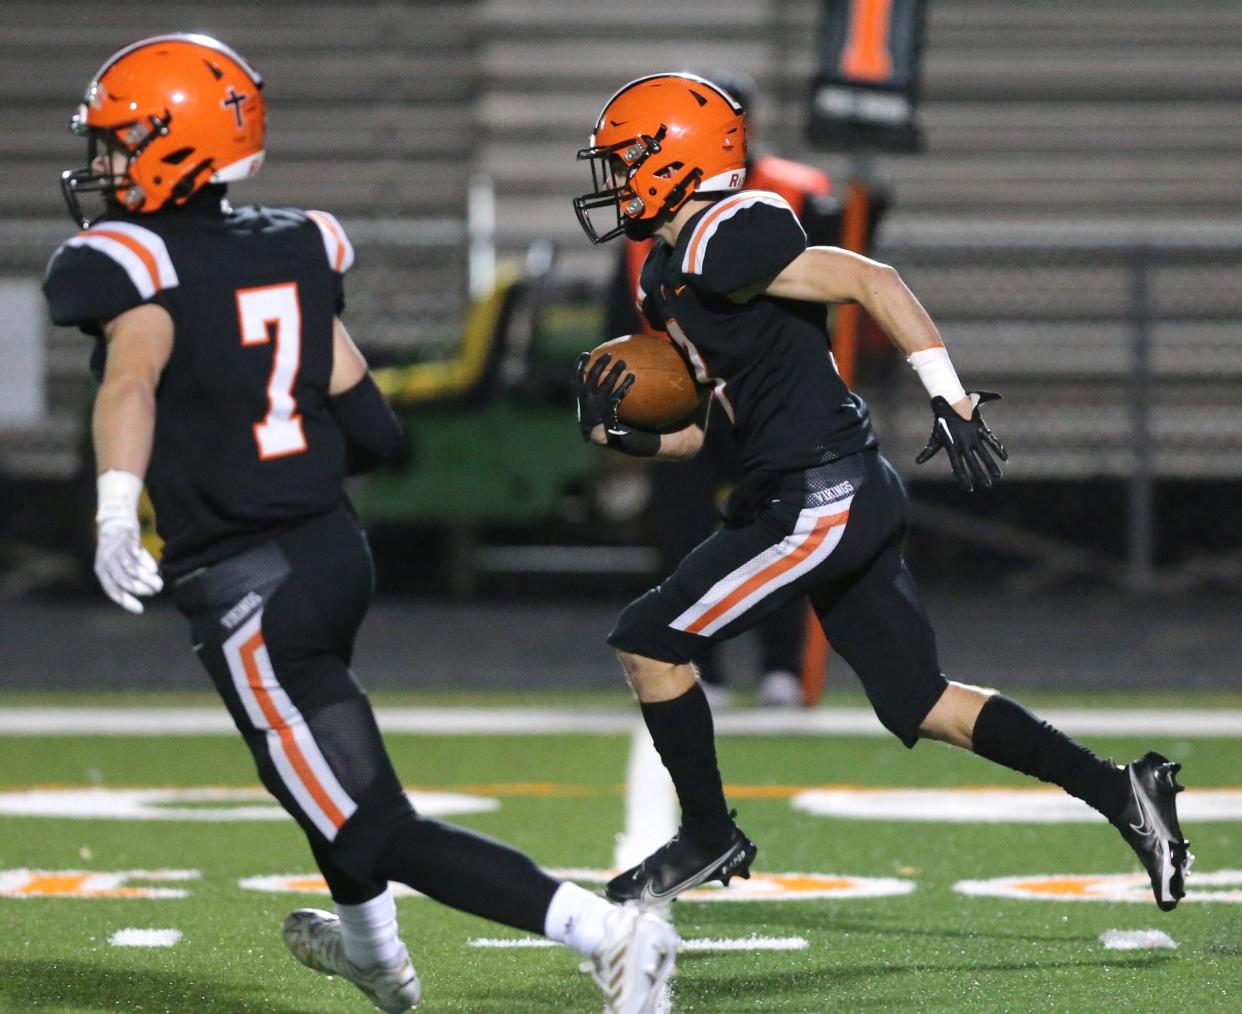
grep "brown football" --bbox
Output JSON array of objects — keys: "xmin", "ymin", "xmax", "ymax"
[{"xmin": 585, "ymin": 334, "xmax": 703, "ymax": 431}]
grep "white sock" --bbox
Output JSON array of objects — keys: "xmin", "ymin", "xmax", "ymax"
[
  {"xmin": 542, "ymin": 882, "xmax": 616, "ymax": 957},
  {"xmin": 336, "ymin": 888, "xmax": 406, "ymax": 970}
]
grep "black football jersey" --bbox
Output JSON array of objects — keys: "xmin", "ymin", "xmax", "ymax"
[
  {"xmin": 636, "ymin": 190, "xmax": 876, "ymax": 474},
  {"xmin": 44, "ymin": 190, "xmax": 357, "ymax": 577}
]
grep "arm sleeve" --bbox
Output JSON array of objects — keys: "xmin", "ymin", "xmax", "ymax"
[
  {"xmin": 682, "ymin": 194, "xmax": 807, "ymax": 296},
  {"xmin": 328, "ymin": 372, "xmax": 408, "ymax": 475}
]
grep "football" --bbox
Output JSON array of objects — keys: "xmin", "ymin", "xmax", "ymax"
[{"xmin": 585, "ymin": 334, "xmax": 703, "ymax": 431}]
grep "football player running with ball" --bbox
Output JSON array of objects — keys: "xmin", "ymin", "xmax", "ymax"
[
  {"xmin": 571, "ymin": 73, "xmax": 1192, "ymax": 914},
  {"xmin": 46, "ymin": 35, "xmax": 675, "ymax": 1014}
]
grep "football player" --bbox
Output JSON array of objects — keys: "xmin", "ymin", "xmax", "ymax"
[
  {"xmin": 572, "ymin": 73, "xmax": 1192, "ymax": 914},
  {"xmin": 46, "ymin": 35, "xmax": 676, "ymax": 1014},
  {"xmin": 602, "ymin": 69, "xmax": 843, "ymax": 710}
]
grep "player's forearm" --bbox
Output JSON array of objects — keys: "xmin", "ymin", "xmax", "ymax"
[
  {"xmin": 854, "ymin": 266, "xmax": 974, "ymax": 418},
  {"xmin": 853, "ymin": 263, "xmax": 942, "ymax": 358},
  {"xmin": 587, "ymin": 421, "xmax": 701, "ymax": 459},
  {"xmin": 653, "ymin": 422, "xmax": 704, "ymax": 460},
  {"xmin": 92, "ymin": 379, "xmax": 156, "ymax": 478}
]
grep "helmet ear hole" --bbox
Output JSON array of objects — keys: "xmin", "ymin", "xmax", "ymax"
[
  {"xmin": 654, "ymin": 161, "xmax": 684, "ymax": 180},
  {"xmin": 161, "ymin": 147, "xmax": 194, "ymax": 165}
]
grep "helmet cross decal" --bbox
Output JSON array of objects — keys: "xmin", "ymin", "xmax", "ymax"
[{"xmin": 222, "ymin": 86, "xmax": 249, "ymax": 128}]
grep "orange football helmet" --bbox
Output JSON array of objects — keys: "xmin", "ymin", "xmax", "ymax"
[
  {"xmin": 61, "ymin": 33, "xmax": 265, "ymax": 227},
  {"xmin": 574, "ymin": 73, "xmax": 747, "ymax": 244}
]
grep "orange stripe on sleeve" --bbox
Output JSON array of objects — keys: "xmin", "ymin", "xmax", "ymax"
[
  {"xmin": 684, "ymin": 509, "xmax": 849, "ymax": 634},
  {"xmin": 239, "ymin": 630, "xmax": 348, "ymax": 830},
  {"xmin": 685, "ymin": 193, "xmax": 754, "ymax": 275},
  {"xmin": 87, "ymin": 229, "xmax": 163, "ymax": 294},
  {"xmin": 308, "ymin": 211, "xmax": 346, "ymax": 271}
]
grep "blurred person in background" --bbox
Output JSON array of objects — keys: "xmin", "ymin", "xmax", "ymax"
[
  {"xmin": 572, "ymin": 72, "xmax": 1191, "ymax": 916},
  {"xmin": 44, "ymin": 34, "xmax": 675, "ymax": 1014}
]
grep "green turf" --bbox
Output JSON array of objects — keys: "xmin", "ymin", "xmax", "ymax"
[{"xmin": 1, "ymin": 717, "xmax": 1239, "ymax": 1012}]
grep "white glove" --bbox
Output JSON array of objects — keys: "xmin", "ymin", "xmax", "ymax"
[{"xmin": 94, "ymin": 469, "xmax": 163, "ymax": 614}]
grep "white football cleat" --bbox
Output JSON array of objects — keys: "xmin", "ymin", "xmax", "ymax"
[
  {"xmin": 282, "ymin": 908, "xmax": 421, "ymax": 1013},
  {"xmin": 584, "ymin": 903, "xmax": 679, "ymax": 1014}
]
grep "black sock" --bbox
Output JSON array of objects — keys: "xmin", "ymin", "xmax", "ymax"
[
  {"xmin": 375, "ymin": 815, "xmax": 560, "ymax": 934},
  {"xmin": 640, "ymin": 682, "xmax": 733, "ymax": 841},
  {"xmin": 972, "ymin": 694, "xmax": 1129, "ymax": 822}
]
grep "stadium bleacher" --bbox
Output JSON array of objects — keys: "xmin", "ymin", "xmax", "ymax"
[{"xmin": 2, "ymin": 0, "xmax": 1241, "ymax": 486}]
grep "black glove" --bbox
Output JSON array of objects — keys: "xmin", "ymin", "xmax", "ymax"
[
  {"xmin": 572, "ymin": 352, "xmax": 659, "ymax": 456},
  {"xmin": 915, "ymin": 391, "xmax": 1008, "ymax": 492},
  {"xmin": 573, "ymin": 351, "xmax": 632, "ymax": 439}
]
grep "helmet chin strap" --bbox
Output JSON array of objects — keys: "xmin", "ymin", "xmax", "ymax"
[
  {"xmin": 624, "ymin": 167, "xmax": 704, "ymax": 239},
  {"xmin": 662, "ymin": 168, "xmax": 703, "ymax": 214},
  {"xmin": 621, "ymin": 215, "xmax": 659, "ymax": 241}
]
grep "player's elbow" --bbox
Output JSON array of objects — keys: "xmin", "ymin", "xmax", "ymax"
[
  {"xmin": 855, "ymin": 259, "xmax": 902, "ymax": 308},
  {"xmin": 862, "ymin": 258, "xmax": 899, "ymax": 288},
  {"xmin": 97, "ymin": 373, "xmax": 157, "ymax": 410}
]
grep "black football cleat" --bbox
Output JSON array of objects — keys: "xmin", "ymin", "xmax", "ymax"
[
  {"xmin": 1113, "ymin": 752, "xmax": 1194, "ymax": 912},
  {"xmin": 606, "ymin": 815, "xmax": 757, "ymax": 907}
]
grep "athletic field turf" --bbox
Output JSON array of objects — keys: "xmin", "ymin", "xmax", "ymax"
[{"xmin": 2, "ymin": 691, "xmax": 1239, "ymax": 1012}]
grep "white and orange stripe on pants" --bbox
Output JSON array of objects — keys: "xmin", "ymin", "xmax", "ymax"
[
  {"xmin": 670, "ymin": 496, "xmax": 853, "ymax": 638},
  {"xmin": 222, "ymin": 610, "xmax": 357, "ymax": 840}
]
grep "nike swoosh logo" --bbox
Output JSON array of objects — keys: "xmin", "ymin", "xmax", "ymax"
[
  {"xmin": 937, "ymin": 417, "xmax": 955, "ymax": 445},
  {"xmin": 1128, "ymin": 767, "xmax": 1156, "ymax": 837},
  {"xmin": 1129, "ymin": 797, "xmax": 1155, "ymax": 837},
  {"xmin": 637, "ymin": 843, "xmax": 742, "ymax": 904}
]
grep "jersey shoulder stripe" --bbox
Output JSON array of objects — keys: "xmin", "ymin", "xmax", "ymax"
[
  {"xmin": 682, "ymin": 190, "xmax": 799, "ymax": 276},
  {"xmin": 306, "ymin": 210, "xmax": 354, "ymax": 273},
  {"xmin": 64, "ymin": 221, "xmax": 179, "ymax": 300}
]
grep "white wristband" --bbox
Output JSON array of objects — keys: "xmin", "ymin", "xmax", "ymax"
[
  {"xmin": 907, "ymin": 346, "xmax": 967, "ymax": 405},
  {"xmin": 95, "ymin": 469, "xmax": 144, "ymax": 526}
]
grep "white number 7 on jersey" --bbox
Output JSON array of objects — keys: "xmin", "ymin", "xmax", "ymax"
[{"xmin": 236, "ymin": 283, "xmax": 308, "ymax": 459}]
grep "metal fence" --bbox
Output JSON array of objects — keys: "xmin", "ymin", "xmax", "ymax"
[
  {"xmin": 865, "ymin": 224, "xmax": 1242, "ymax": 591},
  {"xmin": 3, "ymin": 218, "xmax": 1240, "ymax": 595}
]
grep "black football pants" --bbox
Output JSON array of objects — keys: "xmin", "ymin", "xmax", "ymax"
[
  {"xmin": 173, "ymin": 507, "xmax": 558, "ymax": 929},
  {"xmin": 610, "ymin": 450, "xmax": 948, "ymax": 746}
]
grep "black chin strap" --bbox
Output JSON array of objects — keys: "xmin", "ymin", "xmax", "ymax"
[{"xmin": 661, "ymin": 168, "xmax": 704, "ymax": 218}]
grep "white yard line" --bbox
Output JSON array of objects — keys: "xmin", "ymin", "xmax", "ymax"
[
  {"xmin": 0, "ymin": 706, "xmax": 1240, "ymax": 737},
  {"xmin": 613, "ymin": 724, "xmax": 678, "ymax": 873},
  {"xmin": 108, "ymin": 928, "xmax": 182, "ymax": 947}
]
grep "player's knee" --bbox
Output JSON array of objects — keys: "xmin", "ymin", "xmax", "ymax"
[
  {"xmin": 616, "ymin": 648, "xmax": 666, "ymax": 690},
  {"xmin": 867, "ymin": 671, "xmax": 952, "ymax": 748},
  {"xmin": 919, "ymin": 680, "xmax": 994, "ymax": 748},
  {"xmin": 326, "ymin": 791, "xmax": 417, "ymax": 883},
  {"xmin": 609, "ymin": 598, "xmax": 670, "ymax": 673}
]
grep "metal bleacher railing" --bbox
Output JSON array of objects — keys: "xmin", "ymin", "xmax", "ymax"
[
  {"xmin": 860, "ymin": 222, "xmax": 1242, "ymax": 591},
  {"xmin": 3, "ymin": 0, "xmax": 1241, "ymax": 595}
]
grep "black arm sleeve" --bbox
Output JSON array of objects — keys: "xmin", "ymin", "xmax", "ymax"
[{"xmin": 328, "ymin": 373, "xmax": 407, "ymax": 475}]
